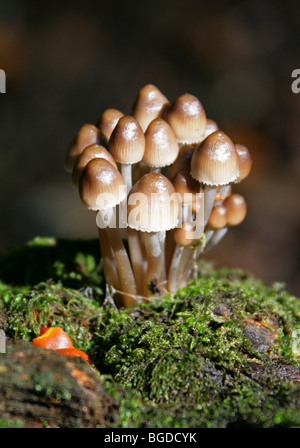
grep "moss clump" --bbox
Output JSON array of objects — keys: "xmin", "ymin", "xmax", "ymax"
[{"xmin": 0, "ymin": 237, "xmax": 299, "ymax": 428}]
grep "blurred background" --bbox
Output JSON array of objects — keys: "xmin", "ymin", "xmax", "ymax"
[{"xmin": 0, "ymin": 0, "xmax": 299, "ymax": 295}]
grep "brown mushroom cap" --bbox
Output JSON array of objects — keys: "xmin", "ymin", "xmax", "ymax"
[
  {"xmin": 108, "ymin": 115, "xmax": 145, "ymax": 165},
  {"xmin": 166, "ymin": 143, "xmax": 196, "ymax": 180},
  {"xmin": 72, "ymin": 144, "xmax": 117, "ymax": 186},
  {"xmin": 79, "ymin": 158, "xmax": 126, "ymax": 211},
  {"xmin": 142, "ymin": 118, "xmax": 179, "ymax": 167},
  {"xmin": 132, "ymin": 84, "xmax": 169, "ymax": 132},
  {"xmin": 96, "ymin": 108, "xmax": 124, "ymax": 142},
  {"xmin": 174, "ymin": 222, "xmax": 196, "ymax": 246},
  {"xmin": 164, "ymin": 93, "xmax": 207, "ymax": 144},
  {"xmin": 64, "ymin": 123, "xmax": 99, "ymax": 173},
  {"xmin": 207, "ymin": 205, "xmax": 228, "ymax": 229},
  {"xmin": 235, "ymin": 143, "xmax": 252, "ymax": 181},
  {"xmin": 223, "ymin": 193, "xmax": 247, "ymax": 226},
  {"xmin": 127, "ymin": 172, "xmax": 179, "ymax": 232},
  {"xmin": 191, "ymin": 130, "xmax": 239, "ymax": 186},
  {"xmin": 202, "ymin": 119, "xmax": 219, "ymax": 139}
]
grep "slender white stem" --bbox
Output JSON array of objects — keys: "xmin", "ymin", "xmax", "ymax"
[
  {"xmin": 204, "ymin": 185, "xmax": 217, "ymax": 226},
  {"xmin": 121, "ymin": 163, "xmax": 132, "ymax": 192},
  {"xmin": 143, "ymin": 231, "xmax": 163, "ymax": 297},
  {"xmin": 127, "ymin": 227, "xmax": 145, "ymax": 295},
  {"xmin": 203, "ymin": 227, "xmax": 228, "ymax": 254}
]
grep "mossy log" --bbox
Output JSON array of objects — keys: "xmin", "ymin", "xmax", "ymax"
[
  {"xmin": 0, "ymin": 339, "xmax": 118, "ymax": 428},
  {"xmin": 0, "ymin": 237, "xmax": 299, "ymax": 428}
]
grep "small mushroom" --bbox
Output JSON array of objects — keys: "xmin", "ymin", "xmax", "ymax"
[
  {"xmin": 32, "ymin": 327, "xmax": 74, "ymax": 350},
  {"xmin": 164, "ymin": 93, "xmax": 207, "ymax": 144},
  {"xmin": 191, "ymin": 130, "xmax": 239, "ymax": 226},
  {"xmin": 64, "ymin": 123, "xmax": 100, "ymax": 173},
  {"xmin": 132, "ymin": 84, "xmax": 169, "ymax": 132},
  {"xmin": 96, "ymin": 108, "xmax": 124, "ymax": 146},
  {"xmin": 142, "ymin": 117, "xmax": 179, "ymax": 172},
  {"xmin": 234, "ymin": 143, "xmax": 253, "ymax": 182}
]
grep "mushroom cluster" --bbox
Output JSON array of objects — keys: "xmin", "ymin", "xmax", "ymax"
[{"xmin": 64, "ymin": 84, "xmax": 252, "ymax": 307}]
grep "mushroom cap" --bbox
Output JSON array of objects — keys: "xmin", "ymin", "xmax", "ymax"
[
  {"xmin": 191, "ymin": 131, "xmax": 239, "ymax": 186},
  {"xmin": 202, "ymin": 118, "xmax": 219, "ymax": 139},
  {"xmin": 223, "ymin": 193, "xmax": 247, "ymax": 226},
  {"xmin": 72, "ymin": 143, "xmax": 117, "ymax": 186},
  {"xmin": 108, "ymin": 115, "xmax": 145, "ymax": 164},
  {"xmin": 132, "ymin": 84, "xmax": 169, "ymax": 132},
  {"xmin": 32, "ymin": 327, "xmax": 74, "ymax": 350},
  {"xmin": 96, "ymin": 108, "xmax": 124, "ymax": 141},
  {"xmin": 127, "ymin": 172, "xmax": 180, "ymax": 232},
  {"xmin": 174, "ymin": 222, "xmax": 196, "ymax": 246},
  {"xmin": 142, "ymin": 118, "xmax": 179, "ymax": 167},
  {"xmin": 64, "ymin": 123, "xmax": 99, "ymax": 173},
  {"xmin": 79, "ymin": 158, "xmax": 126, "ymax": 211},
  {"xmin": 166, "ymin": 143, "xmax": 196, "ymax": 180},
  {"xmin": 172, "ymin": 169, "xmax": 201, "ymax": 198},
  {"xmin": 235, "ymin": 143, "xmax": 252, "ymax": 181},
  {"xmin": 207, "ymin": 205, "xmax": 228, "ymax": 229},
  {"xmin": 164, "ymin": 93, "xmax": 207, "ymax": 144}
]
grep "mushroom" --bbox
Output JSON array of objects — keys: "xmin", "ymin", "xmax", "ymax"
[
  {"xmin": 190, "ymin": 130, "xmax": 239, "ymax": 226},
  {"xmin": 166, "ymin": 143, "xmax": 196, "ymax": 180},
  {"xmin": 79, "ymin": 158, "xmax": 137, "ymax": 306},
  {"xmin": 32, "ymin": 327, "xmax": 74, "ymax": 350},
  {"xmin": 72, "ymin": 143, "xmax": 117, "ymax": 186},
  {"xmin": 64, "ymin": 123, "xmax": 100, "ymax": 173},
  {"xmin": 142, "ymin": 117, "xmax": 179, "ymax": 173},
  {"xmin": 96, "ymin": 108, "xmax": 124, "ymax": 146},
  {"xmin": 108, "ymin": 115, "xmax": 145, "ymax": 191},
  {"xmin": 234, "ymin": 143, "xmax": 253, "ymax": 182},
  {"xmin": 127, "ymin": 172, "xmax": 179, "ymax": 297},
  {"xmin": 164, "ymin": 93, "xmax": 207, "ymax": 145},
  {"xmin": 132, "ymin": 84, "xmax": 169, "ymax": 132}
]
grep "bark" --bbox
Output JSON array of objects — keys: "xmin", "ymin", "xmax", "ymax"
[{"xmin": 0, "ymin": 339, "xmax": 118, "ymax": 428}]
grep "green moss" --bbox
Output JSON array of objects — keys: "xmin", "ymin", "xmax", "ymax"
[{"xmin": 0, "ymin": 237, "xmax": 299, "ymax": 428}]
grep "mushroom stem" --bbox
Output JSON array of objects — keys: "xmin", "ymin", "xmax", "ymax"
[
  {"xmin": 203, "ymin": 185, "xmax": 217, "ymax": 226},
  {"xmin": 97, "ymin": 227, "xmax": 121, "ymax": 292},
  {"xmin": 98, "ymin": 208, "xmax": 138, "ymax": 306},
  {"xmin": 127, "ymin": 227, "xmax": 145, "ymax": 295},
  {"xmin": 167, "ymin": 243, "xmax": 186, "ymax": 293},
  {"xmin": 121, "ymin": 163, "xmax": 132, "ymax": 192},
  {"xmin": 143, "ymin": 231, "xmax": 163, "ymax": 297},
  {"xmin": 203, "ymin": 227, "xmax": 228, "ymax": 254}
]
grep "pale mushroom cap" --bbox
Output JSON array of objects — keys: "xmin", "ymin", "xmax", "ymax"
[
  {"xmin": 142, "ymin": 118, "xmax": 179, "ymax": 167},
  {"xmin": 223, "ymin": 193, "xmax": 247, "ymax": 226},
  {"xmin": 72, "ymin": 144, "xmax": 117, "ymax": 186},
  {"xmin": 164, "ymin": 93, "xmax": 207, "ymax": 144},
  {"xmin": 64, "ymin": 124, "xmax": 99, "ymax": 173},
  {"xmin": 127, "ymin": 172, "xmax": 180, "ymax": 232},
  {"xmin": 207, "ymin": 205, "xmax": 228, "ymax": 229},
  {"xmin": 97, "ymin": 108, "xmax": 124, "ymax": 141},
  {"xmin": 79, "ymin": 158, "xmax": 126, "ymax": 211},
  {"xmin": 108, "ymin": 115, "xmax": 145, "ymax": 164},
  {"xmin": 191, "ymin": 130, "xmax": 239, "ymax": 186},
  {"xmin": 235, "ymin": 143, "xmax": 252, "ymax": 181},
  {"xmin": 132, "ymin": 84, "xmax": 169, "ymax": 132}
]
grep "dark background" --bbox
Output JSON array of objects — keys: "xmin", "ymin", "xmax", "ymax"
[{"xmin": 0, "ymin": 0, "xmax": 299, "ymax": 295}]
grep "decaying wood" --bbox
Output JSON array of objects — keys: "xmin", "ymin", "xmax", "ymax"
[{"xmin": 0, "ymin": 339, "xmax": 118, "ymax": 427}]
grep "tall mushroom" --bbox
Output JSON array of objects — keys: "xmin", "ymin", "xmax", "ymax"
[
  {"xmin": 96, "ymin": 108, "xmax": 124, "ymax": 146},
  {"xmin": 127, "ymin": 172, "xmax": 179, "ymax": 297},
  {"xmin": 79, "ymin": 158, "xmax": 137, "ymax": 306}
]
